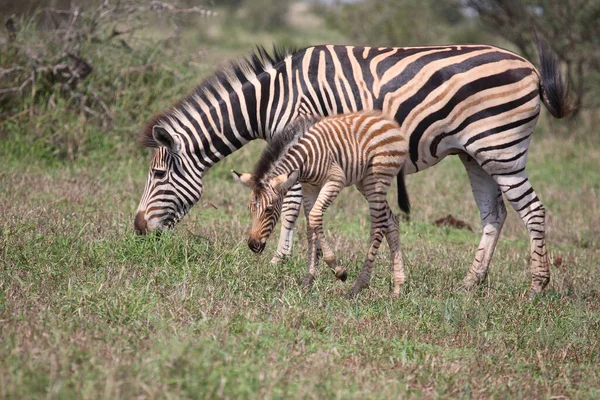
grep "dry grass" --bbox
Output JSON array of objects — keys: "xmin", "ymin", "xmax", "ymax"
[
  {"xmin": 1, "ymin": 120, "xmax": 599, "ymax": 398},
  {"xmin": 1, "ymin": 5, "xmax": 599, "ymax": 398}
]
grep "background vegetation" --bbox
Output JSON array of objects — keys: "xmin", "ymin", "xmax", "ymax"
[{"xmin": 1, "ymin": 0, "xmax": 599, "ymax": 398}]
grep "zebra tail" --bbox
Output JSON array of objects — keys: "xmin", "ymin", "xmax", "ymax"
[
  {"xmin": 534, "ymin": 33, "xmax": 575, "ymax": 118},
  {"xmin": 396, "ymin": 169, "xmax": 410, "ymax": 216}
]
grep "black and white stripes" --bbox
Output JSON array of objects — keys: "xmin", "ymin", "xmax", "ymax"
[
  {"xmin": 232, "ymin": 111, "xmax": 408, "ymax": 296},
  {"xmin": 134, "ymin": 39, "xmax": 572, "ymax": 294}
]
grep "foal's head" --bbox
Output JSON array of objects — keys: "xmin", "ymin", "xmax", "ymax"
[{"xmin": 232, "ymin": 170, "xmax": 299, "ymax": 254}]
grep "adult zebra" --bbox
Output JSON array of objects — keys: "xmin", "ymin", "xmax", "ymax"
[{"xmin": 134, "ymin": 38, "xmax": 572, "ymax": 296}]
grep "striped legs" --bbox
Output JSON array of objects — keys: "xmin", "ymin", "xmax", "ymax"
[
  {"xmin": 271, "ymin": 183, "xmax": 303, "ymax": 264},
  {"xmin": 461, "ymin": 154, "xmax": 507, "ymax": 289},
  {"xmin": 349, "ymin": 176, "xmax": 405, "ymax": 297},
  {"xmin": 302, "ymin": 181, "xmax": 348, "ymax": 287},
  {"xmin": 463, "ymin": 153, "xmax": 550, "ymax": 295},
  {"xmin": 494, "ymin": 171, "xmax": 550, "ymax": 296},
  {"xmin": 384, "ymin": 211, "xmax": 406, "ymax": 296},
  {"xmin": 301, "ymin": 185, "xmax": 319, "ymax": 286}
]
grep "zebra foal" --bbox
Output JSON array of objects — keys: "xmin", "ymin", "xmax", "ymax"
[{"xmin": 232, "ymin": 111, "xmax": 410, "ymax": 296}]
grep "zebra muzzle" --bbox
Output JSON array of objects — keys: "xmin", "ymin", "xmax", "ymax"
[{"xmin": 248, "ymin": 238, "xmax": 266, "ymax": 254}]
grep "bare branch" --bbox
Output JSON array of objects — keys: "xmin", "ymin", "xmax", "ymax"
[
  {"xmin": 40, "ymin": 8, "xmax": 78, "ymax": 16},
  {"xmin": 0, "ymin": 77, "xmax": 32, "ymax": 95},
  {"xmin": 147, "ymin": 1, "xmax": 217, "ymax": 16},
  {"xmin": 89, "ymin": 88, "xmax": 113, "ymax": 121},
  {"xmin": 0, "ymin": 66, "xmax": 24, "ymax": 79}
]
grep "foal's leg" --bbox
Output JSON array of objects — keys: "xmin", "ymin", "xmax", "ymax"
[
  {"xmin": 348, "ymin": 176, "xmax": 394, "ymax": 297},
  {"xmin": 307, "ymin": 180, "xmax": 348, "ymax": 282}
]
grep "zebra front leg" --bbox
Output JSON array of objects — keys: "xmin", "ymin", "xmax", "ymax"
[
  {"xmin": 301, "ymin": 186, "xmax": 319, "ymax": 287},
  {"xmin": 271, "ymin": 183, "xmax": 303, "ymax": 264},
  {"xmin": 304, "ymin": 225, "xmax": 319, "ymax": 287},
  {"xmin": 494, "ymin": 172, "xmax": 550, "ymax": 297},
  {"xmin": 460, "ymin": 154, "xmax": 507, "ymax": 290},
  {"xmin": 307, "ymin": 180, "xmax": 348, "ymax": 282}
]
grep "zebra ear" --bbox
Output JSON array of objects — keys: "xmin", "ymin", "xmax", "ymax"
[
  {"xmin": 152, "ymin": 126, "xmax": 179, "ymax": 152},
  {"xmin": 271, "ymin": 170, "xmax": 299, "ymax": 193},
  {"xmin": 231, "ymin": 170, "xmax": 254, "ymax": 188}
]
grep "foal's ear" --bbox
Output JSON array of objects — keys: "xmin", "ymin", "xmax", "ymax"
[
  {"xmin": 231, "ymin": 170, "xmax": 254, "ymax": 188},
  {"xmin": 271, "ymin": 170, "xmax": 299, "ymax": 193}
]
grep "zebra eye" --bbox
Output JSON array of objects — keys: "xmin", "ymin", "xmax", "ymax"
[
  {"xmin": 265, "ymin": 205, "xmax": 274, "ymax": 212},
  {"xmin": 153, "ymin": 169, "xmax": 167, "ymax": 179}
]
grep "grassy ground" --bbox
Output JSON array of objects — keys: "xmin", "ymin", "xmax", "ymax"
[
  {"xmin": 2, "ymin": 6, "xmax": 600, "ymax": 400},
  {"xmin": 3, "ymin": 113, "xmax": 600, "ymax": 399}
]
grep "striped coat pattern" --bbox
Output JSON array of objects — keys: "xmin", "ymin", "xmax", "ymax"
[
  {"xmin": 232, "ymin": 111, "xmax": 409, "ymax": 296},
  {"xmin": 134, "ymin": 38, "xmax": 572, "ymax": 296}
]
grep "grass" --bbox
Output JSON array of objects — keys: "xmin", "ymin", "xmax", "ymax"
[
  {"xmin": 2, "ymin": 122, "xmax": 600, "ymax": 399},
  {"xmin": 2, "ymin": 6, "xmax": 600, "ymax": 400}
]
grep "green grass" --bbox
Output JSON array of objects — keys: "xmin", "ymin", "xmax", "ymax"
[
  {"xmin": 2, "ymin": 6, "xmax": 600, "ymax": 400},
  {"xmin": 2, "ymin": 123, "xmax": 600, "ymax": 398}
]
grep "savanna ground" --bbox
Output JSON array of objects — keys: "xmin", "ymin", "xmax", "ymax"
[{"xmin": 1, "ymin": 2, "xmax": 600, "ymax": 398}]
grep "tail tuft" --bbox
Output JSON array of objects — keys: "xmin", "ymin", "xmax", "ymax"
[
  {"xmin": 534, "ymin": 33, "xmax": 575, "ymax": 118},
  {"xmin": 396, "ymin": 170, "xmax": 410, "ymax": 216}
]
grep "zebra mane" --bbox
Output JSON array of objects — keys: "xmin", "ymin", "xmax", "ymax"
[
  {"xmin": 252, "ymin": 115, "xmax": 321, "ymax": 188},
  {"xmin": 139, "ymin": 45, "xmax": 300, "ymax": 148}
]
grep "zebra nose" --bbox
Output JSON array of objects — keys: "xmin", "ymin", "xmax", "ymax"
[
  {"xmin": 248, "ymin": 238, "xmax": 265, "ymax": 254},
  {"xmin": 134, "ymin": 211, "xmax": 148, "ymax": 235}
]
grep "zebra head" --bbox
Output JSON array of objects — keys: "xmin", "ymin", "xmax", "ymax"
[
  {"xmin": 232, "ymin": 170, "xmax": 298, "ymax": 254},
  {"xmin": 134, "ymin": 124, "xmax": 204, "ymax": 235}
]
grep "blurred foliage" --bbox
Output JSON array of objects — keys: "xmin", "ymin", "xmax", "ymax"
[
  {"xmin": 1, "ymin": 0, "xmax": 597, "ymax": 163},
  {"xmin": 320, "ymin": 0, "xmax": 494, "ymax": 46},
  {"xmin": 466, "ymin": 0, "xmax": 600, "ymax": 115},
  {"xmin": 230, "ymin": 0, "xmax": 294, "ymax": 31},
  {"xmin": 0, "ymin": 2, "xmax": 214, "ymax": 160}
]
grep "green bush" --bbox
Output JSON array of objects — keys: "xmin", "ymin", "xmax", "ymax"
[{"xmin": 0, "ymin": 5, "xmax": 211, "ymax": 160}]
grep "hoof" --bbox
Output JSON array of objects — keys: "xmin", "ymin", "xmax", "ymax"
[
  {"xmin": 302, "ymin": 274, "xmax": 315, "ymax": 288},
  {"xmin": 461, "ymin": 275, "xmax": 481, "ymax": 291},
  {"xmin": 527, "ymin": 288, "xmax": 544, "ymax": 301},
  {"xmin": 346, "ymin": 285, "xmax": 362, "ymax": 299},
  {"xmin": 270, "ymin": 257, "xmax": 281, "ymax": 265},
  {"xmin": 336, "ymin": 269, "xmax": 348, "ymax": 282},
  {"xmin": 528, "ymin": 277, "xmax": 549, "ymax": 300},
  {"xmin": 270, "ymin": 254, "xmax": 289, "ymax": 265}
]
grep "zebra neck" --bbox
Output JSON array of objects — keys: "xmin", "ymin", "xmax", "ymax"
[
  {"xmin": 188, "ymin": 58, "xmax": 299, "ymax": 170},
  {"xmin": 243, "ymin": 56, "xmax": 301, "ymax": 143}
]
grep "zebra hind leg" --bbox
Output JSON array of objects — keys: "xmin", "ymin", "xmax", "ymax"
[
  {"xmin": 271, "ymin": 183, "xmax": 303, "ymax": 264},
  {"xmin": 494, "ymin": 171, "xmax": 550, "ymax": 297},
  {"xmin": 348, "ymin": 178, "xmax": 394, "ymax": 297},
  {"xmin": 383, "ymin": 208, "xmax": 405, "ymax": 296},
  {"xmin": 460, "ymin": 154, "xmax": 507, "ymax": 290}
]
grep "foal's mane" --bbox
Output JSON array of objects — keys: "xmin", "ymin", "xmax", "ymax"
[
  {"xmin": 252, "ymin": 115, "xmax": 321, "ymax": 187},
  {"xmin": 139, "ymin": 45, "xmax": 300, "ymax": 148}
]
